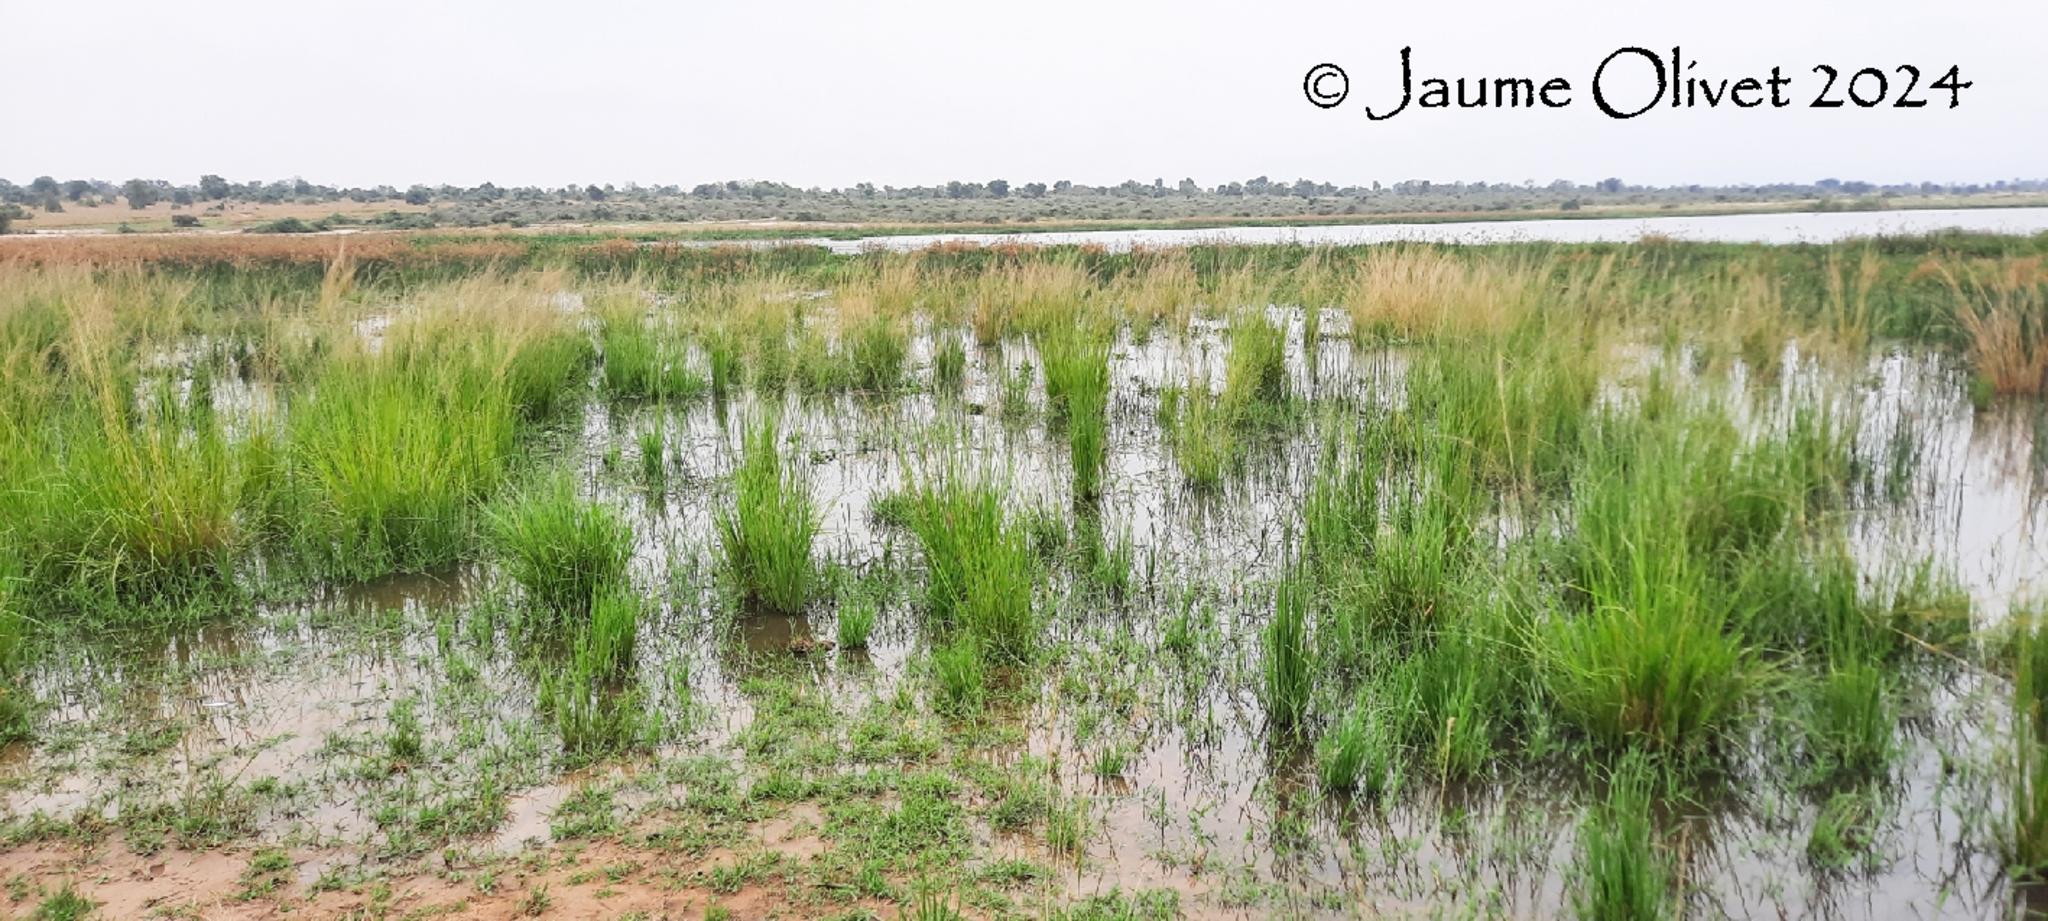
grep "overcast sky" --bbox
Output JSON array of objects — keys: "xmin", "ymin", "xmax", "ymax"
[{"xmin": 5, "ymin": 0, "xmax": 2042, "ymax": 190}]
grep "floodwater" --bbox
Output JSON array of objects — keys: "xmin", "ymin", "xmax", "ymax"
[
  {"xmin": 812, "ymin": 206, "xmax": 2048, "ymax": 254},
  {"xmin": 3, "ymin": 313, "xmax": 2046, "ymax": 918}
]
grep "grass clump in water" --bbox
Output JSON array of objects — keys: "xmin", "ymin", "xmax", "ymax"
[
  {"xmin": 598, "ymin": 303, "xmax": 704, "ymax": 402},
  {"xmin": 1317, "ymin": 700, "xmax": 1399, "ymax": 798},
  {"xmin": 1222, "ymin": 308, "xmax": 1287, "ymax": 409},
  {"xmin": 932, "ymin": 332, "xmax": 967, "ymax": 393},
  {"xmin": 1038, "ymin": 321, "xmax": 1113, "ymax": 501},
  {"xmin": 1543, "ymin": 419, "xmax": 1759, "ymax": 760},
  {"xmin": 487, "ymin": 474, "xmax": 634, "ymax": 616},
  {"xmin": 2006, "ymin": 614, "xmax": 2048, "ymax": 880},
  {"xmin": 292, "ymin": 355, "xmax": 520, "ymax": 579},
  {"xmin": 717, "ymin": 417, "xmax": 820, "ymax": 615},
  {"xmin": 1159, "ymin": 383, "xmax": 1238, "ymax": 490},
  {"xmin": 0, "ymin": 555, "xmax": 26, "ymax": 744},
  {"xmin": 1262, "ymin": 564, "xmax": 1314, "ymax": 737},
  {"xmin": 837, "ymin": 593, "xmax": 878, "ymax": 650},
  {"xmin": 908, "ymin": 477, "xmax": 1038, "ymax": 663},
  {"xmin": 931, "ymin": 634, "xmax": 986, "ymax": 716},
  {"xmin": 1571, "ymin": 753, "xmax": 1676, "ymax": 921}
]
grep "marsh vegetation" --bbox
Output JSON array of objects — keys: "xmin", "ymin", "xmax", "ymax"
[{"xmin": 0, "ymin": 233, "xmax": 2045, "ymax": 917}]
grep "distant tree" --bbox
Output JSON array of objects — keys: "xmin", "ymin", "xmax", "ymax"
[
  {"xmin": 171, "ymin": 188, "xmax": 194, "ymax": 206},
  {"xmin": 42, "ymin": 195, "xmax": 62, "ymax": 213},
  {"xmin": 1177, "ymin": 177, "xmax": 1199, "ymax": 195},
  {"xmin": 28, "ymin": 176, "xmax": 59, "ymax": 199},
  {"xmin": 1052, "ymin": 179, "xmax": 1072, "ymax": 193},
  {"xmin": 987, "ymin": 179, "xmax": 1009, "ymax": 198},
  {"xmin": 1019, "ymin": 182, "xmax": 1047, "ymax": 198},
  {"xmin": 1596, "ymin": 177, "xmax": 1624, "ymax": 194},
  {"xmin": 199, "ymin": 174, "xmax": 230, "ymax": 200},
  {"xmin": 122, "ymin": 178, "xmax": 159, "ymax": 209},
  {"xmin": 404, "ymin": 185, "xmax": 431, "ymax": 205},
  {"xmin": 63, "ymin": 180, "xmax": 90, "ymax": 201},
  {"xmin": 585, "ymin": 184, "xmax": 606, "ymax": 201},
  {"xmin": 0, "ymin": 207, "xmax": 12, "ymax": 235}
]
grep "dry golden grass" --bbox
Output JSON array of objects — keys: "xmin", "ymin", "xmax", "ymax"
[
  {"xmin": 1115, "ymin": 248, "xmax": 1200, "ymax": 329},
  {"xmin": 969, "ymin": 257, "xmax": 1094, "ymax": 345},
  {"xmin": 1821, "ymin": 248, "xmax": 1885, "ymax": 356},
  {"xmin": 1942, "ymin": 258, "xmax": 2048, "ymax": 396},
  {"xmin": 1342, "ymin": 246, "xmax": 1540, "ymax": 341}
]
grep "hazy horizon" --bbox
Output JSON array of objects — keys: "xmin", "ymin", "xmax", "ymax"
[{"xmin": 6, "ymin": 0, "xmax": 2042, "ymax": 190}]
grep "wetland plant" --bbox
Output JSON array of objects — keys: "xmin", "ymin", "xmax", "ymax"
[
  {"xmin": 932, "ymin": 634, "xmax": 986, "ymax": 716},
  {"xmin": 909, "ymin": 479, "xmax": 1038, "ymax": 662},
  {"xmin": 583, "ymin": 584, "xmax": 642, "ymax": 676},
  {"xmin": 705, "ymin": 328, "xmax": 744, "ymax": 398},
  {"xmin": 933, "ymin": 331, "xmax": 967, "ymax": 392},
  {"xmin": 487, "ymin": 475, "xmax": 634, "ymax": 616},
  {"xmin": 292, "ymin": 353, "xmax": 521, "ymax": 579},
  {"xmin": 542, "ymin": 659, "xmax": 654, "ymax": 765},
  {"xmin": 598, "ymin": 306, "xmax": 702, "ymax": 402},
  {"xmin": 847, "ymin": 313, "xmax": 909, "ymax": 393},
  {"xmin": 1544, "ymin": 419, "xmax": 1759, "ymax": 758},
  {"xmin": 1317, "ymin": 701, "xmax": 1398, "ymax": 798},
  {"xmin": 1161, "ymin": 384, "xmax": 1238, "ymax": 490},
  {"xmin": 0, "ymin": 558, "xmax": 25, "ymax": 743},
  {"xmin": 1303, "ymin": 431, "xmax": 1383, "ymax": 567},
  {"xmin": 1038, "ymin": 321, "xmax": 1112, "ymax": 500},
  {"xmin": 1804, "ymin": 659, "xmax": 1894, "ymax": 784},
  {"xmin": 1262, "ymin": 565, "xmax": 1314, "ymax": 736},
  {"xmin": 1572, "ymin": 754, "xmax": 1675, "ymax": 921},
  {"xmin": 1222, "ymin": 308, "xmax": 1288, "ymax": 408},
  {"xmin": 2008, "ymin": 618, "xmax": 2048, "ymax": 879},
  {"xmin": 638, "ymin": 423, "xmax": 667, "ymax": 489},
  {"xmin": 717, "ymin": 417, "xmax": 820, "ymax": 615},
  {"xmin": 837, "ymin": 594, "xmax": 878, "ymax": 650}
]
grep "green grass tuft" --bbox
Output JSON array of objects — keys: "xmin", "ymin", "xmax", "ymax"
[
  {"xmin": 487, "ymin": 474, "xmax": 634, "ymax": 616},
  {"xmin": 717, "ymin": 417, "xmax": 820, "ymax": 615}
]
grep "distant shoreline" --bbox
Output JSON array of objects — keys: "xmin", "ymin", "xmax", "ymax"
[{"xmin": 10, "ymin": 193, "xmax": 2048, "ymax": 242}]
